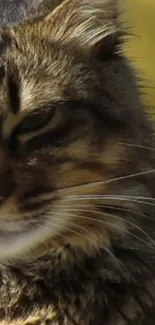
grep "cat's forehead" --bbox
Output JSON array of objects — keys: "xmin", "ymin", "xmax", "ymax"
[
  {"xmin": 16, "ymin": 56, "xmax": 90, "ymax": 113},
  {"xmin": 0, "ymin": 36, "xmax": 93, "ymax": 118},
  {"xmin": 0, "ymin": 0, "xmax": 120, "ymax": 115}
]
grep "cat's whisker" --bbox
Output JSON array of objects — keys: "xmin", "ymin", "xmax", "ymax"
[
  {"xmin": 59, "ymin": 207, "xmax": 155, "ymax": 246},
  {"xmin": 47, "ymin": 215, "xmax": 123, "ymax": 271},
  {"xmin": 119, "ymin": 142, "xmax": 155, "ymax": 152},
  {"xmin": 47, "ymin": 215, "xmax": 102, "ymax": 245},
  {"xmin": 49, "ymin": 211, "xmax": 155, "ymax": 251},
  {"xmin": 49, "ymin": 228, "xmax": 66, "ymax": 241},
  {"xmin": 46, "ymin": 219, "xmax": 96, "ymax": 243},
  {"xmin": 41, "ymin": 236, "xmax": 57, "ymax": 252},
  {"xmin": 64, "ymin": 195, "xmax": 155, "ymax": 207},
  {"xmin": 25, "ymin": 192, "xmax": 155, "ymax": 206},
  {"xmin": 44, "ymin": 220, "xmax": 123, "ymax": 272},
  {"xmin": 59, "ymin": 219, "xmax": 104, "ymax": 247},
  {"xmin": 57, "ymin": 169, "xmax": 155, "ymax": 194},
  {"xmin": 67, "ymin": 194, "xmax": 155, "ymax": 201},
  {"xmin": 58, "ymin": 203, "xmax": 153, "ymax": 220}
]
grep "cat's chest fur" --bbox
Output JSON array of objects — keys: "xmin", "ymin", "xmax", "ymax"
[{"xmin": 0, "ymin": 249, "xmax": 155, "ymax": 325}]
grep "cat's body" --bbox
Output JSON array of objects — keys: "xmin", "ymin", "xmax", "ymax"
[{"xmin": 0, "ymin": 0, "xmax": 155, "ymax": 324}]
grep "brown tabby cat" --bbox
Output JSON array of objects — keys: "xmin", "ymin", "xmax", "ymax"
[{"xmin": 0, "ymin": 0, "xmax": 155, "ymax": 324}]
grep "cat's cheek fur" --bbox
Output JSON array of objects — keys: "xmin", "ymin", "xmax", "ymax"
[
  {"xmin": 0, "ymin": 199, "xmax": 111, "ymax": 261},
  {"xmin": 0, "ymin": 198, "xmax": 69, "ymax": 260}
]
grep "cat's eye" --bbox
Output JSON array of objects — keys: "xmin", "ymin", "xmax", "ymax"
[{"xmin": 18, "ymin": 108, "xmax": 55, "ymax": 133}]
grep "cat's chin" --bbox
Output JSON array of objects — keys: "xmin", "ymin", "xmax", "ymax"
[
  {"xmin": 0, "ymin": 197, "xmax": 110, "ymax": 262},
  {"xmin": 0, "ymin": 216, "xmax": 110, "ymax": 263},
  {"xmin": 0, "ymin": 222, "xmax": 57, "ymax": 262},
  {"xmin": 0, "ymin": 204, "xmax": 65, "ymax": 262},
  {"xmin": 0, "ymin": 225, "xmax": 108, "ymax": 263}
]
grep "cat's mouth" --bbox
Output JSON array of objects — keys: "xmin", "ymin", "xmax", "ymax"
[
  {"xmin": 0, "ymin": 211, "xmax": 62, "ymax": 261},
  {"xmin": 0, "ymin": 178, "xmax": 153, "ymax": 262}
]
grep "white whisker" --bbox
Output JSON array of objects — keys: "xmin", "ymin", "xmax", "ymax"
[
  {"xmin": 46, "ymin": 219, "xmax": 92, "ymax": 242},
  {"xmin": 60, "ymin": 207, "xmax": 155, "ymax": 246},
  {"xmin": 59, "ymin": 203, "xmax": 153, "ymax": 220},
  {"xmin": 60, "ymin": 219, "xmax": 104, "ymax": 246},
  {"xmin": 119, "ymin": 142, "xmax": 155, "ymax": 152},
  {"xmin": 57, "ymin": 169, "xmax": 155, "ymax": 194},
  {"xmin": 49, "ymin": 211, "xmax": 154, "ymax": 251},
  {"xmin": 47, "ymin": 214, "xmax": 122, "ymax": 270},
  {"xmin": 64, "ymin": 195, "xmax": 155, "ymax": 207},
  {"xmin": 67, "ymin": 194, "xmax": 155, "ymax": 201}
]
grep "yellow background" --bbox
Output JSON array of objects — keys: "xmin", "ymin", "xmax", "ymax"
[{"xmin": 123, "ymin": 0, "xmax": 155, "ymax": 110}]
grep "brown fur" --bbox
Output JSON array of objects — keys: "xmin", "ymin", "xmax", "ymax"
[{"xmin": 0, "ymin": 0, "xmax": 155, "ymax": 324}]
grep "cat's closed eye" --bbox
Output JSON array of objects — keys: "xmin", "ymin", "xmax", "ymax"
[{"xmin": 17, "ymin": 107, "xmax": 55, "ymax": 133}]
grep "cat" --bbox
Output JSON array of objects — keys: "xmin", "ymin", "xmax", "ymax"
[{"xmin": 0, "ymin": 0, "xmax": 155, "ymax": 324}]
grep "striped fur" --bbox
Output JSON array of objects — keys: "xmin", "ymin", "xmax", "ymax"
[{"xmin": 0, "ymin": 0, "xmax": 155, "ymax": 324}]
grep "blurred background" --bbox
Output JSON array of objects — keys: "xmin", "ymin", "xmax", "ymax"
[{"xmin": 122, "ymin": 0, "xmax": 155, "ymax": 111}]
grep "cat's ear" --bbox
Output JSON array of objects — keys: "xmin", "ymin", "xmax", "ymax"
[{"xmin": 42, "ymin": 0, "xmax": 121, "ymax": 57}]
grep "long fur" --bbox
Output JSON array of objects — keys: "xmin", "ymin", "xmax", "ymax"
[{"xmin": 0, "ymin": 0, "xmax": 155, "ymax": 324}]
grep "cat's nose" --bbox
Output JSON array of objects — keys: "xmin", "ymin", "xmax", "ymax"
[{"xmin": 0, "ymin": 148, "xmax": 13, "ymax": 200}]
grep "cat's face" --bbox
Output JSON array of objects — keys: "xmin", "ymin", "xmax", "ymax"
[{"xmin": 0, "ymin": 0, "xmax": 154, "ymax": 261}]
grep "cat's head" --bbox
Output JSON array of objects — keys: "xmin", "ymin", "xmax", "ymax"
[{"xmin": 0, "ymin": 0, "xmax": 154, "ymax": 261}]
